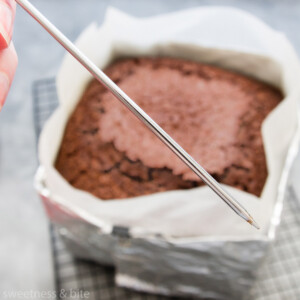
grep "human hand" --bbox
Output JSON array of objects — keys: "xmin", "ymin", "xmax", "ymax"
[{"xmin": 0, "ymin": 0, "xmax": 17, "ymax": 111}]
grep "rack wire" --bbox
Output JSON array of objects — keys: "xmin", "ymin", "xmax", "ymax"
[{"xmin": 32, "ymin": 78, "xmax": 300, "ymax": 300}]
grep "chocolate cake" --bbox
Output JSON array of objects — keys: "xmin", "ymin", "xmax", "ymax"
[{"xmin": 55, "ymin": 57, "xmax": 282, "ymax": 199}]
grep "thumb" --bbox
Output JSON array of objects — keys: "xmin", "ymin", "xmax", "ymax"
[{"xmin": 0, "ymin": 0, "xmax": 16, "ymax": 49}]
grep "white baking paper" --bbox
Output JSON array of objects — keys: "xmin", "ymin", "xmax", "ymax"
[{"xmin": 39, "ymin": 7, "xmax": 300, "ymax": 239}]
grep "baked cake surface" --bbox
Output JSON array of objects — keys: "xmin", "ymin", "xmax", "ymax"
[{"xmin": 55, "ymin": 57, "xmax": 282, "ymax": 199}]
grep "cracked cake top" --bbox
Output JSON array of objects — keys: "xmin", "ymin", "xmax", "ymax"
[{"xmin": 55, "ymin": 57, "xmax": 282, "ymax": 199}]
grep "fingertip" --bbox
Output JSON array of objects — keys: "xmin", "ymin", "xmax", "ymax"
[{"xmin": 0, "ymin": 42, "xmax": 18, "ymax": 111}]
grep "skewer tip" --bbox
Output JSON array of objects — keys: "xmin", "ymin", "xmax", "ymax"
[{"xmin": 248, "ymin": 218, "xmax": 260, "ymax": 230}]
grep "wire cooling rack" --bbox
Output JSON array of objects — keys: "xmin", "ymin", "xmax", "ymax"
[{"xmin": 32, "ymin": 78, "xmax": 300, "ymax": 300}]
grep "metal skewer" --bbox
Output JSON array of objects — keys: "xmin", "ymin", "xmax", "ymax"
[{"xmin": 16, "ymin": 0, "xmax": 260, "ymax": 229}]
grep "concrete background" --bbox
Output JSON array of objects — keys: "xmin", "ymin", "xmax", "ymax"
[{"xmin": 1, "ymin": 0, "xmax": 300, "ymax": 295}]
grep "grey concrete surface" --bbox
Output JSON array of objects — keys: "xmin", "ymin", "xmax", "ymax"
[{"xmin": 0, "ymin": 0, "xmax": 300, "ymax": 296}]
